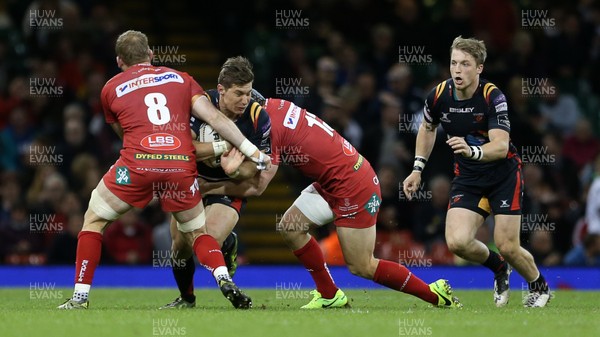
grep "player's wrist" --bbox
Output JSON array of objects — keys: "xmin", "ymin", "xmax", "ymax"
[
  {"xmin": 412, "ymin": 156, "xmax": 427, "ymax": 173},
  {"xmin": 226, "ymin": 169, "xmax": 240, "ymax": 178},
  {"xmin": 212, "ymin": 141, "xmax": 229, "ymax": 157},
  {"xmin": 468, "ymin": 146, "xmax": 483, "ymax": 161},
  {"xmin": 239, "ymin": 139, "xmax": 259, "ymax": 158}
]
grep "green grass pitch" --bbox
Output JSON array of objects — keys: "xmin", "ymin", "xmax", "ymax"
[{"xmin": 0, "ymin": 288, "xmax": 598, "ymax": 337}]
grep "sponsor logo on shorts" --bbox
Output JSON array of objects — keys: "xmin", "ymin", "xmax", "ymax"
[
  {"xmin": 353, "ymin": 155, "xmax": 364, "ymax": 171},
  {"xmin": 364, "ymin": 193, "xmax": 381, "ymax": 216},
  {"xmin": 189, "ymin": 179, "xmax": 199, "ymax": 196},
  {"xmin": 135, "ymin": 167, "xmax": 186, "ymax": 172},
  {"xmin": 450, "ymin": 194, "xmax": 463, "ymax": 205},
  {"xmin": 342, "ymin": 139, "xmax": 356, "ymax": 156},
  {"xmin": 500, "ymin": 200, "xmax": 510, "ymax": 208},
  {"xmin": 116, "ymin": 166, "xmax": 130, "ymax": 185},
  {"xmin": 338, "ymin": 198, "xmax": 359, "ymax": 212},
  {"xmin": 115, "ymin": 72, "xmax": 183, "ymax": 97},
  {"xmin": 134, "ymin": 153, "xmax": 190, "ymax": 161},
  {"xmin": 140, "ymin": 133, "xmax": 181, "ymax": 151}
]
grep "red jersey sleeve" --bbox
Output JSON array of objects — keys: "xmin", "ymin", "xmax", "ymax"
[
  {"xmin": 184, "ymin": 72, "xmax": 205, "ymax": 102},
  {"xmin": 101, "ymin": 79, "xmax": 117, "ymax": 124}
]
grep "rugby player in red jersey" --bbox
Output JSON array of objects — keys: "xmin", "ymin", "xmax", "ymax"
[
  {"xmin": 57, "ymin": 31, "xmax": 268, "ymax": 309},
  {"xmin": 202, "ymin": 90, "xmax": 463, "ymax": 308}
]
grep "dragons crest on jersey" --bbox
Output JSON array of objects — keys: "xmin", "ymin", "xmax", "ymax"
[
  {"xmin": 116, "ymin": 72, "xmax": 183, "ymax": 97},
  {"xmin": 140, "ymin": 133, "xmax": 181, "ymax": 151}
]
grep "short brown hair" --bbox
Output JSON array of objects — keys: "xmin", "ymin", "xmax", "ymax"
[
  {"xmin": 218, "ymin": 56, "xmax": 254, "ymax": 89},
  {"xmin": 115, "ymin": 30, "xmax": 150, "ymax": 66},
  {"xmin": 450, "ymin": 36, "xmax": 487, "ymax": 65}
]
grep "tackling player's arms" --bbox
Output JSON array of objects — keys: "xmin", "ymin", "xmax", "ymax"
[
  {"xmin": 200, "ymin": 164, "xmax": 279, "ymax": 197},
  {"xmin": 191, "ymin": 94, "xmax": 263, "ymax": 161}
]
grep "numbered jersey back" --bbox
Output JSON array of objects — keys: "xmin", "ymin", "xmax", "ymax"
[
  {"xmin": 101, "ymin": 64, "xmax": 203, "ymax": 169},
  {"xmin": 264, "ymin": 98, "xmax": 371, "ymax": 194}
]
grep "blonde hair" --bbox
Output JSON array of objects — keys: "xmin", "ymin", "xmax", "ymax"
[
  {"xmin": 450, "ymin": 36, "xmax": 487, "ymax": 65},
  {"xmin": 115, "ymin": 30, "xmax": 150, "ymax": 66}
]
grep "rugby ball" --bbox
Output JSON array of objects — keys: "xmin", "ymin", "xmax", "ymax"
[{"xmin": 196, "ymin": 123, "xmax": 222, "ymax": 168}]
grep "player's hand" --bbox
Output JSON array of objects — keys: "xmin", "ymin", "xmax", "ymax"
[
  {"xmin": 446, "ymin": 136, "xmax": 471, "ymax": 157},
  {"xmin": 402, "ymin": 172, "xmax": 422, "ymax": 201},
  {"xmin": 250, "ymin": 150, "xmax": 271, "ymax": 171},
  {"xmin": 221, "ymin": 147, "xmax": 245, "ymax": 176}
]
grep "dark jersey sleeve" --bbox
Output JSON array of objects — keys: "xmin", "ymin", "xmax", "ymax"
[
  {"xmin": 247, "ymin": 101, "xmax": 272, "ymax": 154},
  {"xmin": 423, "ymin": 81, "xmax": 446, "ymax": 125},
  {"xmin": 251, "ymin": 89, "xmax": 266, "ymax": 106},
  {"xmin": 486, "ymin": 87, "xmax": 511, "ymax": 133}
]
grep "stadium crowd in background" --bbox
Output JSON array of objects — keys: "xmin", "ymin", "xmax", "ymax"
[{"xmin": 1, "ymin": 0, "xmax": 600, "ymax": 267}]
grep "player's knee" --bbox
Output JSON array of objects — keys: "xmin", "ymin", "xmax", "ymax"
[
  {"xmin": 496, "ymin": 239, "xmax": 519, "ymax": 259},
  {"xmin": 446, "ymin": 235, "xmax": 470, "ymax": 255},
  {"xmin": 346, "ymin": 259, "xmax": 376, "ymax": 279}
]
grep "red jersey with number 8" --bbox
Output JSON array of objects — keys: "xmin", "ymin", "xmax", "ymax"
[
  {"xmin": 265, "ymin": 98, "xmax": 372, "ymax": 195},
  {"xmin": 101, "ymin": 64, "xmax": 203, "ymax": 170}
]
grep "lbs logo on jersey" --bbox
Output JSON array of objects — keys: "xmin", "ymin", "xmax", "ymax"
[
  {"xmin": 140, "ymin": 133, "xmax": 181, "ymax": 151},
  {"xmin": 342, "ymin": 139, "xmax": 356, "ymax": 156}
]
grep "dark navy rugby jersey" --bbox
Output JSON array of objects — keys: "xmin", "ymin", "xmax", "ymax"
[
  {"xmin": 190, "ymin": 89, "xmax": 271, "ymax": 181},
  {"xmin": 423, "ymin": 78, "xmax": 520, "ymax": 177}
]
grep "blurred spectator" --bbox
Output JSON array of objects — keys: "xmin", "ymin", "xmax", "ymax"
[
  {"xmin": 365, "ymin": 23, "xmax": 395, "ymax": 89},
  {"xmin": 302, "ymin": 55, "xmax": 339, "ymax": 117},
  {"xmin": 505, "ymin": 76, "xmax": 544, "ymax": 149},
  {"xmin": 57, "ymin": 116, "xmax": 100, "ymax": 177},
  {"xmin": 413, "ymin": 175, "xmax": 451, "ymax": 245},
  {"xmin": 506, "ymin": 31, "xmax": 546, "ymax": 79},
  {"xmin": 320, "ymin": 95, "xmax": 362, "ymax": 148},
  {"xmin": 70, "ymin": 153, "xmax": 101, "ymax": 201},
  {"xmin": 527, "ymin": 230, "xmax": 562, "ymax": 266},
  {"xmin": 47, "ymin": 212, "xmax": 82, "ymax": 264},
  {"xmin": 385, "ymin": 63, "xmax": 423, "ymax": 117},
  {"xmin": 103, "ymin": 209, "xmax": 153, "ymax": 265},
  {"xmin": 471, "ymin": 0, "xmax": 516, "ymax": 53},
  {"xmin": 585, "ymin": 154, "xmax": 600, "ymax": 235},
  {"xmin": 152, "ymin": 212, "xmax": 172, "ymax": 253},
  {"xmin": 562, "ymin": 118, "xmax": 600, "ymax": 173},
  {"xmin": 435, "ymin": 0, "xmax": 473, "ymax": 60},
  {"xmin": 540, "ymin": 132, "xmax": 581, "ymax": 201},
  {"xmin": 538, "ymin": 81, "xmax": 582, "ymax": 136},
  {"xmin": 547, "ymin": 10, "xmax": 591, "ymax": 88},
  {"xmin": 347, "ymin": 71, "xmax": 381, "ymax": 126},
  {"xmin": 27, "ymin": 169, "xmax": 68, "ymax": 214},
  {"xmin": 2, "ymin": 106, "xmax": 36, "ymax": 168},
  {"xmin": 2, "ymin": 202, "xmax": 46, "ymax": 264},
  {"xmin": 361, "ymin": 92, "xmax": 412, "ymax": 173},
  {"xmin": 563, "ymin": 233, "xmax": 600, "ymax": 266}
]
